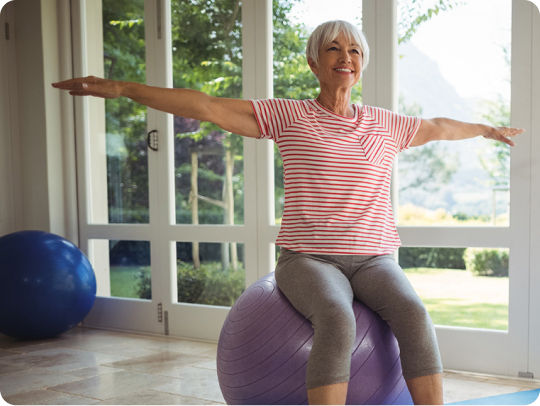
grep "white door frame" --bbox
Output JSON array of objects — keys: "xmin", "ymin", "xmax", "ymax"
[
  {"xmin": 363, "ymin": 0, "xmax": 533, "ymax": 377},
  {"xmin": 72, "ymin": 0, "xmax": 539, "ymax": 378},
  {"xmin": 73, "ymin": 0, "xmax": 161, "ymax": 334}
]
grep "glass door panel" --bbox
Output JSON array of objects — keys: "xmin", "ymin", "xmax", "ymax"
[
  {"xmin": 171, "ymin": 1, "xmax": 244, "ymax": 225},
  {"xmin": 399, "ymin": 246, "xmax": 509, "ymax": 331},
  {"xmin": 90, "ymin": 239, "xmax": 151, "ymax": 300},
  {"xmin": 78, "ymin": 0, "xmax": 159, "ymax": 335},
  {"xmin": 396, "ymin": 0, "xmax": 511, "ymax": 227},
  {"xmin": 272, "ymin": 0, "xmax": 363, "ymax": 222},
  {"xmin": 174, "ymin": 242, "xmax": 245, "ymax": 306},
  {"xmin": 102, "ymin": 0, "xmax": 149, "ymax": 224},
  {"xmin": 109, "ymin": 240, "xmax": 152, "ymax": 299}
]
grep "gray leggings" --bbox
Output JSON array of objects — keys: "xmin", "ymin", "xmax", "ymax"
[{"xmin": 275, "ymin": 248, "xmax": 442, "ymax": 389}]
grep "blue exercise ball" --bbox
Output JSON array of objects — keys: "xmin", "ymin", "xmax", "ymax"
[{"xmin": 0, "ymin": 230, "xmax": 96, "ymax": 339}]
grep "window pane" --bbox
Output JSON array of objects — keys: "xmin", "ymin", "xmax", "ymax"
[
  {"xmin": 175, "ymin": 242, "xmax": 245, "ymax": 307},
  {"xmin": 397, "ymin": 0, "xmax": 511, "ymax": 226},
  {"xmin": 171, "ymin": 1, "xmax": 244, "ymax": 225},
  {"xmin": 399, "ymin": 246, "xmax": 509, "ymax": 331},
  {"xmin": 273, "ymin": 0, "xmax": 363, "ymax": 223},
  {"xmin": 103, "ymin": 0, "xmax": 149, "ymax": 223},
  {"xmin": 90, "ymin": 239, "xmax": 151, "ymax": 300}
]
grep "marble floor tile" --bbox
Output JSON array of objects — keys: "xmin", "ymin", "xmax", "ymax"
[
  {"xmin": 0, "ymin": 367, "xmax": 86, "ymax": 397},
  {"xmin": 0, "ymin": 361, "xmax": 28, "ymax": 375},
  {"xmin": 153, "ymin": 366, "xmax": 225, "ymax": 403},
  {"xmin": 2, "ymin": 328, "xmax": 539, "ymax": 406},
  {"xmin": 141, "ymin": 338, "xmax": 218, "ymax": 358},
  {"xmin": 192, "ymin": 358, "xmax": 218, "ymax": 370},
  {"xmin": 97, "ymin": 388, "xmax": 223, "ymax": 405},
  {"xmin": 47, "ymin": 369, "xmax": 179, "ymax": 401},
  {"xmin": 103, "ymin": 350, "xmax": 209, "ymax": 376},
  {"xmin": 0, "ymin": 349, "xmax": 18, "ymax": 359},
  {"xmin": 66, "ymin": 365, "xmax": 123, "ymax": 379},
  {"xmin": 442, "ymin": 371, "xmax": 540, "ymax": 404},
  {"xmin": 0, "ymin": 347, "xmax": 128, "ymax": 374},
  {"xmin": 0, "ymin": 335, "xmax": 65, "ymax": 353},
  {"xmin": 4, "ymin": 388, "xmax": 101, "ymax": 405}
]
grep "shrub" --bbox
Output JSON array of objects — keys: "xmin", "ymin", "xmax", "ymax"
[
  {"xmin": 399, "ymin": 247, "xmax": 466, "ymax": 269},
  {"xmin": 136, "ymin": 267, "xmax": 151, "ymax": 299},
  {"xmin": 135, "ymin": 261, "xmax": 244, "ymax": 306},
  {"xmin": 198, "ymin": 264, "xmax": 245, "ymax": 306},
  {"xmin": 464, "ymin": 248, "xmax": 509, "ymax": 277},
  {"xmin": 176, "ymin": 261, "xmax": 208, "ymax": 303}
]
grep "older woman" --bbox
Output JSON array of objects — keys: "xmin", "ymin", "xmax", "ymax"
[{"xmin": 53, "ymin": 20, "xmax": 522, "ymax": 405}]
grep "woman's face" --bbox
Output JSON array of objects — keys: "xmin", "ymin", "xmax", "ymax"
[{"xmin": 309, "ymin": 31, "xmax": 363, "ymax": 91}]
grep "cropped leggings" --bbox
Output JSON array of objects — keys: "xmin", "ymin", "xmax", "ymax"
[{"xmin": 275, "ymin": 248, "xmax": 442, "ymax": 389}]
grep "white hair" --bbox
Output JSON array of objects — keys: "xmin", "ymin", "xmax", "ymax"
[{"xmin": 306, "ymin": 20, "xmax": 370, "ymax": 71}]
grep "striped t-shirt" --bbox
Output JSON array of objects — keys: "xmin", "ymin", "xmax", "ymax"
[{"xmin": 250, "ymin": 98, "xmax": 421, "ymax": 255}]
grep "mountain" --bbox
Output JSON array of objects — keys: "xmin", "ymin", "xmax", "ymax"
[
  {"xmin": 398, "ymin": 41, "xmax": 475, "ymax": 121},
  {"xmin": 396, "ymin": 43, "xmax": 507, "ymax": 219}
]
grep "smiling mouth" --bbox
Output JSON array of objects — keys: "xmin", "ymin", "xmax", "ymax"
[{"xmin": 334, "ymin": 68, "xmax": 353, "ymax": 73}]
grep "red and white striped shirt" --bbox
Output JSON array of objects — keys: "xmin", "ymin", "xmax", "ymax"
[{"xmin": 251, "ymin": 98, "xmax": 421, "ymax": 255}]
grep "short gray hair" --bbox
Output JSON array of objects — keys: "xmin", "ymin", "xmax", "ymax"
[{"xmin": 306, "ymin": 20, "xmax": 369, "ymax": 71}]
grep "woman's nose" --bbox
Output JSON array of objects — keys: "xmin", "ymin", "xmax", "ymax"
[{"xmin": 339, "ymin": 50, "xmax": 351, "ymax": 63}]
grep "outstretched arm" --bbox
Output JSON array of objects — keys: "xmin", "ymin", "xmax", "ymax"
[
  {"xmin": 412, "ymin": 117, "xmax": 524, "ymax": 147},
  {"xmin": 52, "ymin": 76, "xmax": 261, "ymax": 138}
]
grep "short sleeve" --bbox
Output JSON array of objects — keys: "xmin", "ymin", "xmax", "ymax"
[
  {"xmin": 362, "ymin": 106, "xmax": 421, "ymax": 152},
  {"xmin": 250, "ymin": 99, "xmax": 304, "ymax": 141},
  {"xmin": 388, "ymin": 110, "xmax": 422, "ymax": 152}
]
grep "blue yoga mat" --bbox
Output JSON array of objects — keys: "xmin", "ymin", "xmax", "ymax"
[{"xmin": 451, "ymin": 388, "xmax": 540, "ymax": 405}]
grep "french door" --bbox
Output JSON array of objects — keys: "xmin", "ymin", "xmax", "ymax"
[
  {"xmin": 72, "ymin": 0, "xmax": 538, "ymax": 379},
  {"xmin": 73, "ymin": 0, "xmax": 270, "ymax": 339},
  {"xmin": 390, "ymin": 0, "xmax": 532, "ymax": 378}
]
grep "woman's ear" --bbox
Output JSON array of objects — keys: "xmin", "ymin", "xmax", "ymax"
[{"xmin": 307, "ymin": 57, "xmax": 319, "ymax": 77}]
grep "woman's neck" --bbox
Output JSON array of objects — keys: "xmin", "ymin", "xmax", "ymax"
[{"xmin": 316, "ymin": 89, "xmax": 354, "ymax": 118}]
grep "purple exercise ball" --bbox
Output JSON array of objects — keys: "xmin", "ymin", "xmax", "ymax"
[{"xmin": 217, "ymin": 272, "xmax": 413, "ymax": 405}]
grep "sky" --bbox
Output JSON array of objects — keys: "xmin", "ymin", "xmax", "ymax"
[
  {"xmin": 408, "ymin": 0, "xmax": 511, "ymax": 100},
  {"xmin": 0, "ymin": 0, "xmax": 538, "ymax": 102},
  {"xmin": 287, "ymin": 0, "xmax": 539, "ymax": 102}
]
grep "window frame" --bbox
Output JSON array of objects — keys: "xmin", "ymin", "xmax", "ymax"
[{"xmin": 70, "ymin": 0, "xmax": 540, "ymax": 377}]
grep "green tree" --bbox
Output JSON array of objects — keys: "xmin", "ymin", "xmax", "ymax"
[
  {"xmin": 396, "ymin": 0, "xmax": 466, "ymax": 196},
  {"xmin": 477, "ymin": 45, "xmax": 511, "ymax": 190},
  {"xmin": 102, "ymin": 0, "xmax": 469, "ymax": 251},
  {"xmin": 397, "ymin": 96, "xmax": 457, "ymax": 193},
  {"xmin": 103, "ymin": 0, "xmax": 147, "ymax": 223},
  {"xmin": 398, "ymin": 0, "xmax": 465, "ymax": 44},
  {"xmin": 478, "ymin": 96, "xmax": 510, "ymax": 188}
]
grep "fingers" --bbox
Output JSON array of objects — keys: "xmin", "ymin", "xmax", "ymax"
[
  {"xmin": 502, "ymin": 127, "xmax": 525, "ymax": 136},
  {"xmin": 52, "ymin": 76, "xmax": 120, "ymax": 98},
  {"xmin": 486, "ymin": 127, "xmax": 525, "ymax": 147},
  {"xmin": 52, "ymin": 77, "xmax": 91, "ymax": 95}
]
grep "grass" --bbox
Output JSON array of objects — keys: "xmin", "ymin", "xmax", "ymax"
[
  {"xmin": 110, "ymin": 266, "xmax": 149, "ymax": 299},
  {"xmin": 107, "ymin": 265, "xmax": 509, "ymax": 331},
  {"xmin": 404, "ymin": 267, "xmax": 509, "ymax": 331}
]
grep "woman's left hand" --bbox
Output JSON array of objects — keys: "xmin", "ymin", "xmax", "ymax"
[{"xmin": 483, "ymin": 126, "xmax": 525, "ymax": 147}]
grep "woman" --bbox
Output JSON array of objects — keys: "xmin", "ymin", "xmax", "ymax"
[{"xmin": 53, "ymin": 20, "xmax": 522, "ymax": 405}]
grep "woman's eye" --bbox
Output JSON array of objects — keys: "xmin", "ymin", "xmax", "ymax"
[
  {"xmin": 351, "ymin": 49, "xmax": 360, "ymax": 54},
  {"xmin": 328, "ymin": 46, "xmax": 338, "ymax": 51}
]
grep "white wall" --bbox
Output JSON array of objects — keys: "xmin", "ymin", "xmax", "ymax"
[
  {"xmin": 2, "ymin": 0, "xmax": 540, "ymax": 376},
  {"xmin": 0, "ymin": 0, "xmax": 77, "ymax": 241},
  {"xmin": 0, "ymin": 1, "xmax": 21, "ymax": 236}
]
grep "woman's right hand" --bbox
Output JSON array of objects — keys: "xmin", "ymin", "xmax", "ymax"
[
  {"xmin": 53, "ymin": 76, "xmax": 261, "ymax": 138},
  {"xmin": 52, "ymin": 76, "xmax": 123, "ymax": 99}
]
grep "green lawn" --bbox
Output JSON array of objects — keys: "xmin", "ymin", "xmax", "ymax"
[
  {"xmin": 110, "ymin": 266, "xmax": 149, "ymax": 299},
  {"xmin": 404, "ymin": 267, "xmax": 509, "ymax": 331},
  {"xmin": 107, "ymin": 265, "xmax": 509, "ymax": 331}
]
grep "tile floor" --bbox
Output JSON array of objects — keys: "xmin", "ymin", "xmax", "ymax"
[{"xmin": 0, "ymin": 327, "xmax": 538, "ymax": 405}]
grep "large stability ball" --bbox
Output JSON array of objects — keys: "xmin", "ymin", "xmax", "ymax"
[
  {"xmin": 217, "ymin": 273, "xmax": 413, "ymax": 405},
  {"xmin": 0, "ymin": 231, "xmax": 96, "ymax": 339}
]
